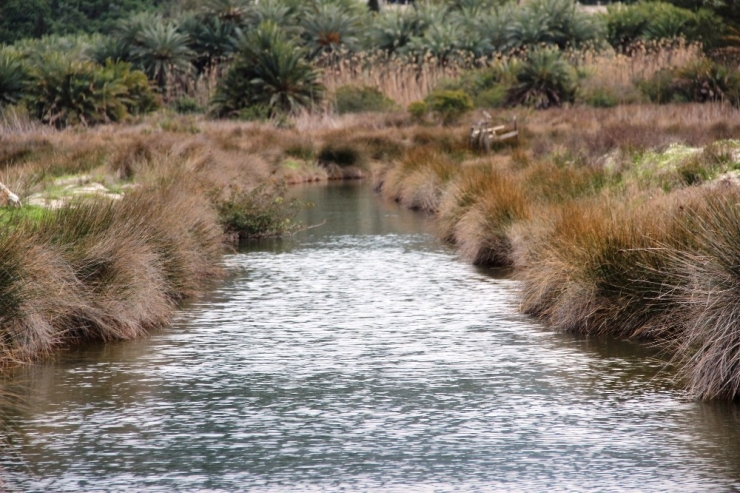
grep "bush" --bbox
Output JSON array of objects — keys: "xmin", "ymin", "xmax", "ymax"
[
  {"xmin": 407, "ymin": 100, "xmax": 428, "ymax": 123},
  {"xmin": 604, "ymin": 1, "xmax": 719, "ymax": 51},
  {"xmin": 0, "ymin": 51, "xmax": 28, "ymax": 107},
  {"xmin": 507, "ymin": 48, "xmax": 577, "ymax": 109},
  {"xmin": 317, "ymin": 142, "xmax": 364, "ymax": 167},
  {"xmin": 424, "ymin": 90, "xmax": 474, "ymax": 125},
  {"xmin": 334, "ymin": 85, "xmax": 396, "ymax": 114},
  {"xmin": 214, "ymin": 180, "xmax": 306, "ymax": 239},
  {"xmin": 172, "ymin": 96, "xmax": 203, "ymax": 114},
  {"xmin": 578, "ymin": 86, "xmax": 620, "ymax": 108},
  {"xmin": 638, "ymin": 67, "xmax": 676, "ymax": 104},
  {"xmin": 639, "ymin": 59, "xmax": 740, "ymax": 106},
  {"xmin": 440, "ymin": 62, "xmax": 518, "ymax": 109}
]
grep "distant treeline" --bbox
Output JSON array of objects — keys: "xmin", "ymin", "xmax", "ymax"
[
  {"xmin": 0, "ymin": 0, "xmax": 165, "ymax": 43},
  {"xmin": 3, "ymin": 0, "xmax": 740, "ymax": 45}
]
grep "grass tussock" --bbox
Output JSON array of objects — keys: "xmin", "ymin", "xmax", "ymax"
[{"xmin": 0, "ymin": 179, "xmax": 221, "ymax": 365}]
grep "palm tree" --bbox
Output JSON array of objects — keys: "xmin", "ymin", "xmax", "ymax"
[
  {"xmin": 301, "ymin": 4, "xmax": 361, "ymax": 58},
  {"xmin": 0, "ymin": 51, "xmax": 27, "ymax": 107},
  {"xmin": 181, "ymin": 15, "xmax": 237, "ymax": 74},
  {"xmin": 507, "ymin": 48, "xmax": 577, "ymax": 109},
  {"xmin": 131, "ymin": 22, "xmax": 194, "ymax": 93},
  {"xmin": 368, "ymin": 9, "xmax": 423, "ymax": 53},
  {"xmin": 213, "ymin": 22, "xmax": 323, "ymax": 117},
  {"xmin": 202, "ymin": 0, "xmax": 252, "ymax": 24}
]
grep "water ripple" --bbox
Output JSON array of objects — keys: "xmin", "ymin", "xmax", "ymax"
[{"xmin": 2, "ymin": 184, "xmax": 740, "ymax": 492}]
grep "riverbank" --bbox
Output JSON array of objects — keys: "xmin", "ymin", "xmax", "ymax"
[
  {"xmin": 374, "ymin": 102, "xmax": 740, "ymax": 400},
  {"xmin": 0, "ymin": 116, "xmax": 388, "ymax": 367},
  {"xmin": 4, "ymin": 104, "xmax": 740, "ymax": 400}
]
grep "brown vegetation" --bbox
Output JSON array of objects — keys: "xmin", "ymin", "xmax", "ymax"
[{"xmin": 375, "ymin": 102, "xmax": 740, "ymax": 400}]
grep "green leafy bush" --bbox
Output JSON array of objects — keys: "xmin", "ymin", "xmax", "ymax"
[
  {"xmin": 334, "ymin": 85, "xmax": 396, "ymax": 114},
  {"xmin": 638, "ymin": 68, "xmax": 675, "ymax": 104},
  {"xmin": 407, "ymin": 100, "xmax": 428, "ymax": 123},
  {"xmin": 578, "ymin": 86, "xmax": 620, "ymax": 108},
  {"xmin": 507, "ymin": 48, "xmax": 577, "ymax": 109},
  {"xmin": 440, "ymin": 62, "xmax": 518, "ymax": 109},
  {"xmin": 172, "ymin": 96, "xmax": 203, "ymax": 114},
  {"xmin": 424, "ymin": 90, "xmax": 473, "ymax": 125},
  {"xmin": 604, "ymin": 1, "xmax": 719, "ymax": 51},
  {"xmin": 214, "ymin": 180, "xmax": 306, "ymax": 239}
]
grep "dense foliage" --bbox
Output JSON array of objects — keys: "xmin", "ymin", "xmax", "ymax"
[
  {"xmin": 0, "ymin": 0, "xmax": 162, "ymax": 44},
  {"xmin": 2, "ymin": 0, "xmax": 740, "ymax": 126},
  {"xmin": 215, "ymin": 180, "xmax": 307, "ymax": 239}
]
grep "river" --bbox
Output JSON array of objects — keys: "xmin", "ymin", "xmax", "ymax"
[{"xmin": 1, "ymin": 182, "xmax": 740, "ymax": 492}]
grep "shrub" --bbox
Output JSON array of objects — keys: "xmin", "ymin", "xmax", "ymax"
[
  {"xmin": 334, "ymin": 85, "xmax": 396, "ymax": 114},
  {"xmin": 672, "ymin": 59, "xmax": 740, "ymax": 105},
  {"xmin": 578, "ymin": 86, "xmax": 620, "ymax": 108},
  {"xmin": 440, "ymin": 62, "xmax": 518, "ymax": 109},
  {"xmin": 507, "ymin": 48, "xmax": 577, "ymax": 109},
  {"xmin": 604, "ymin": 2, "xmax": 719, "ymax": 51},
  {"xmin": 424, "ymin": 90, "xmax": 473, "ymax": 125},
  {"xmin": 317, "ymin": 142, "xmax": 365, "ymax": 168},
  {"xmin": 172, "ymin": 96, "xmax": 203, "ymax": 114},
  {"xmin": 638, "ymin": 67, "xmax": 676, "ymax": 104},
  {"xmin": 407, "ymin": 100, "xmax": 428, "ymax": 123},
  {"xmin": 214, "ymin": 180, "xmax": 306, "ymax": 239},
  {"xmin": 639, "ymin": 59, "xmax": 740, "ymax": 106}
]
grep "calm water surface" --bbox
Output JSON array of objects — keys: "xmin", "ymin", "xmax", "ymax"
[{"xmin": 2, "ymin": 182, "xmax": 740, "ymax": 492}]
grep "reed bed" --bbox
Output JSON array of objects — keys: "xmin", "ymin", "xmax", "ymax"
[{"xmin": 319, "ymin": 51, "xmax": 478, "ymax": 108}]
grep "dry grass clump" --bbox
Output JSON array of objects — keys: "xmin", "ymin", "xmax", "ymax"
[
  {"xmin": 517, "ymin": 195, "xmax": 686, "ymax": 338},
  {"xmin": 0, "ymin": 177, "xmax": 222, "ymax": 365},
  {"xmin": 453, "ymin": 169, "xmax": 531, "ymax": 266},
  {"xmin": 576, "ymin": 40, "xmax": 702, "ymax": 105},
  {"xmin": 514, "ymin": 184, "xmax": 740, "ymax": 400},
  {"xmin": 522, "ymin": 104, "xmax": 740, "ymax": 160},
  {"xmin": 319, "ymin": 52, "xmax": 473, "ymax": 108},
  {"xmin": 378, "ymin": 147, "xmax": 459, "ymax": 213},
  {"xmin": 666, "ymin": 187, "xmax": 740, "ymax": 399}
]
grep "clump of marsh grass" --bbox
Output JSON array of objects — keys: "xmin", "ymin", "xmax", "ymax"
[
  {"xmin": 0, "ymin": 177, "xmax": 222, "ymax": 365},
  {"xmin": 378, "ymin": 146, "xmax": 458, "ymax": 213},
  {"xmin": 453, "ymin": 168, "xmax": 531, "ymax": 266},
  {"xmin": 665, "ymin": 187, "xmax": 740, "ymax": 400}
]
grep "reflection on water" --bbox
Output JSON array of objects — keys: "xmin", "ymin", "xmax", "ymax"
[{"xmin": 2, "ymin": 182, "xmax": 740, "ymax": 492}]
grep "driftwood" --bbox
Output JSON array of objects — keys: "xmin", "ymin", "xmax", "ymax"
[
  {"xmin": 469, "ymin": 116, "xmax": 519, "ymax": 152},
  {"xmin": 0, "ymin": 182, "xmax": 21, "ymax": 207}
]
